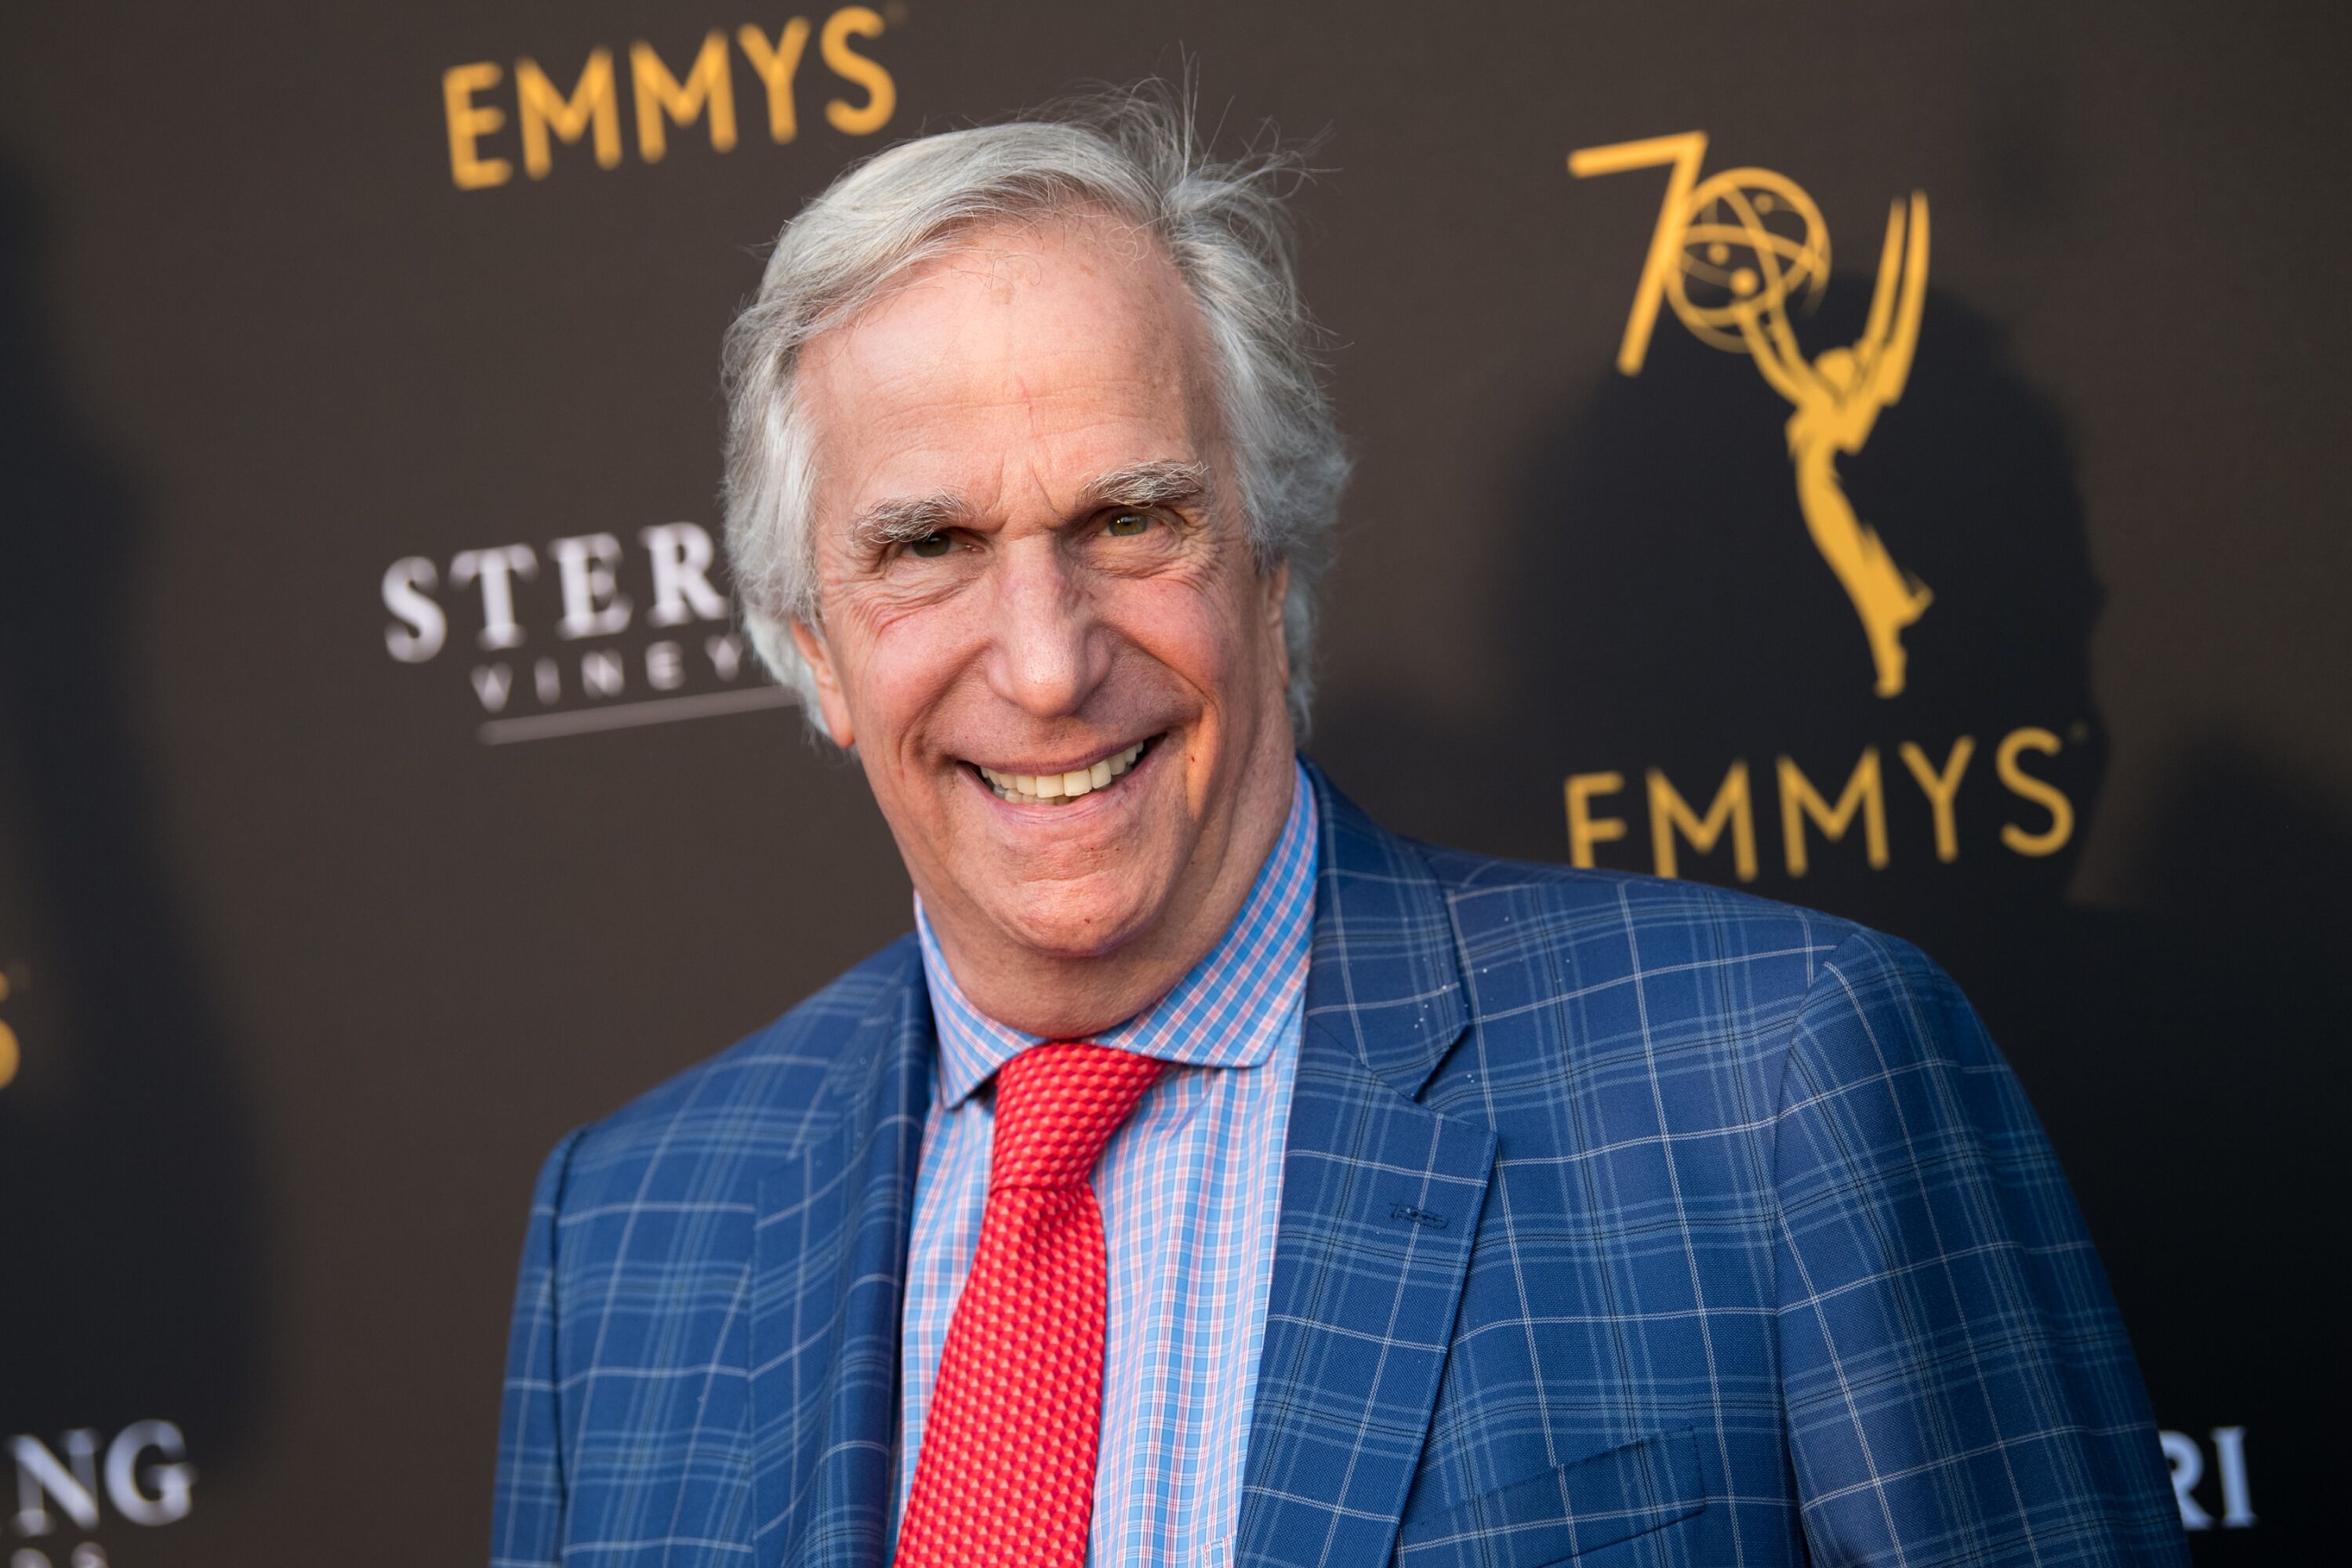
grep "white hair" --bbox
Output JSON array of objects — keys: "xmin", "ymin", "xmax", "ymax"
[{"xmin": 720, "ymin": 84, "xmax": 1349, "ymax": 736}]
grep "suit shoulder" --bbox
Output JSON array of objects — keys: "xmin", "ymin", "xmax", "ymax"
[
  {"xmin": 556, "ymin": 934, "xmax": 922, "ymax": 1196},
  {"xmin": 1417, "ymin": 839, "xmax": 1867, "ymax": 973},
  {"xmin": 1407, "ymin": 846, "xmax": 1962, "ymax": 1152},
  {"xmin": 1414, "ymin": 841, "xmax": 1991, "ymax": 1090},
  {"xmin": 1781, "ymin": 919, "xmax": 2000, "ymax": 1085}
]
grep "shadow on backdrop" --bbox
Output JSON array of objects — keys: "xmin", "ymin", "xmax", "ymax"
[
  {"xmin": 1319, "ymin": 288, "xmax": 2106, "ymax": 944},
  {"xmin": 0, "ymin": 168, "xmax": 266, "ymax": 1457},
  {"xmin": 1316, "ymin": 285, "xmax": 2337, "ymax": 1557}
]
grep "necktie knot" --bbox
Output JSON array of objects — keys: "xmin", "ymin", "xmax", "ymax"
[{"xmin": 988, "ymin": 1041, "xmax": 1163, "ymax": 1192}]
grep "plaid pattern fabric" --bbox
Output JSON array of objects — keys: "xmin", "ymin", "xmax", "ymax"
[
  {"xmin": 897, "ymin": 764, "xmax": 1315, "ymax": 1567},
  {"xmin": 493, "ymin": 761, "xmax": 2186, "ymax": 1567}
]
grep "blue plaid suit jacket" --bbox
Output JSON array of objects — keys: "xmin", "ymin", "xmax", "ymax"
[{"xmin": 494, "ymin": 764, "xmax": 2186, "ymax": 1567}]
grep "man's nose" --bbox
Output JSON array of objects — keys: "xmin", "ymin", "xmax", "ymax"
[{"xmin": 984, "ymin": 539, "xmax": 1105, "ymax": 719}]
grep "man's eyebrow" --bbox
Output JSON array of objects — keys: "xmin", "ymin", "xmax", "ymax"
[
  {"xmin": 845, "ymin": 460, "xmax": 1211, "ymax": 554},
  {"xmin": 1080, "ymin": 459, "xmax": 1213, "ymax": 514},
  {"xmin": 847, "ymin": 492, "xmax": 974, "ymax": 554}
]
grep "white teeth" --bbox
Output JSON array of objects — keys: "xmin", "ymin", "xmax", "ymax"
[{"xmin": 977, "ymin": 739, "xmax": 1152, "ymax": 804}]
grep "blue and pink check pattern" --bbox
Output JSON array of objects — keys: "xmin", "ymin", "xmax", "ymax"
[{"xmin": 895, "ymin": 761, "xmax": 1318, "ymax": 1568}]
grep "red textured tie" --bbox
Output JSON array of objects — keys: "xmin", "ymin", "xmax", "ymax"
[{"xmin": 895, "ymin": 1040, "xmax": 1164, "ymax": 1568}]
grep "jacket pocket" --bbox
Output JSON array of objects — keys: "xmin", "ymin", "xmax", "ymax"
[{"xmin": 1394, "ymin": 1427, "xmax": 1705, "ymax": 1567}]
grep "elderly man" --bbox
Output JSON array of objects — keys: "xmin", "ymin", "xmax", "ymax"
[{"xmin": 492, "ymin": 93, "xmax": 2184, "ymax": 1568}]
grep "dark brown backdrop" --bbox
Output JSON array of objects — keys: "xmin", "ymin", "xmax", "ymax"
[{"xmin": 2, "ymin": 2, "xmax": 2342, "ymax": 1562}]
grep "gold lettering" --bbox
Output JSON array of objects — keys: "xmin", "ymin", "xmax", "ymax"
[
  {"xmin": 441, "ymin": 63, "xmax": 513, "ymax": 191},
  {"xmin": 1897, "ymin": 737, "xmax": 1976, "ymax": 863},
  {"xmin": 631, "ymin": 32, "xmax": 739, "ymax": 163},
  {"xmin": 1995, "ymin": 727, "xmax": 2074, "ymax": 857},
  {"xmin": 1564, "ymin": 772, "xmax": 1628, "ymax": 869},
  {"xmin": 1777, "ymin": 749, "xmax": 1889, "ymax": 877},
  {"xmin": 0, "ymin": 971, "xmax": 17, "ymax": 1091},
  {"xmin": 1646, "ymin": 763, "xmax": 1758, "ymax": 882},
  {"xmin": 738, "ymin": 20, "xmax": 814, "ymax": 143},
  {"xmin": 1565, "ymin": 131, "xmax": 1708, "ymax": 375},
  {"xmin": 821, "ymin": 6, "xmax": 896, "ymax": 136},
  {"xmin": 517, "ymin": 50, "xmax": 621, "ymax": 178}
]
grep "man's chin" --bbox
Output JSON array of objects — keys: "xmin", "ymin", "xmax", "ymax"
[{"xmin": 980, "ymin": 881, "xmax": 1171, "ymax": 966}]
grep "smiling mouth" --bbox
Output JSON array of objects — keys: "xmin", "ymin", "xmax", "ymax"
[{"xmin": 974, "ymin": 736, "xmax": 1156, "ymax": 804}]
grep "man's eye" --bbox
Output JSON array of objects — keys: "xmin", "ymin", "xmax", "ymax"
[
  {"xmin": 907, "ymin": 533, "xmax": 953, "ymax": 559},
  {"xmin": 1104, "ymin": 510, "xmax": 1152, "ymax": 538}
]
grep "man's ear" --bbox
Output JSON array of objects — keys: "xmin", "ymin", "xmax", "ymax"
[
  {"xmin": 789, "ymin": 617, "xmax": 857, "ymax": 749},
  {"xmin": 1262, "ymin": 557, "xmax": 1292, "ymax": 692}
]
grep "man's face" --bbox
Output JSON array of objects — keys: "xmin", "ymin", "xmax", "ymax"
[{"xmin": 791, "ymin": 218, "xmax": 1295, "ymax": 971}]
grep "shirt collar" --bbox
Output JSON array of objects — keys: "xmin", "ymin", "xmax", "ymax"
[{"xmin": 916, "ymin": 758, "xmax": 1319, "ymax": 1109}]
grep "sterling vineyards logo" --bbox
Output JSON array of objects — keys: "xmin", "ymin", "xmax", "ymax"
[
  {"xmin": 380, "ymin": 521, "xmax": 793, "ymax": 745},
  {"xmin": 7, "ymin": 1421, "xmax": 194, "ymax": 1566}
]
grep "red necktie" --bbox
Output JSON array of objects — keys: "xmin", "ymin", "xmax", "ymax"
[{"xmin": 894, "ymin": 1040, "xmax": 1165, "ymax": 1568}]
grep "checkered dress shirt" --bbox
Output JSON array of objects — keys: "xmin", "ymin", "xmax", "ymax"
[{"xmin": 896, "ymin": 762, "xmax": 1316, "ymax": 1568}]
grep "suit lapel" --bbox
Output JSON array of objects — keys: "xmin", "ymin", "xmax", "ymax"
[
  {"xmin": 1236, "ymin": 770, "xmax": 1497, "ymax": 1568},
  {"xmin": 748, "ymin": 949, "xmax": 932, "ymax": 1568}
]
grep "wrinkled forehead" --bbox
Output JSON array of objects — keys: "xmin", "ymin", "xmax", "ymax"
[{"xmin": 794, "ymin": 216, "xmax": 1225, "ymax": 516}]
